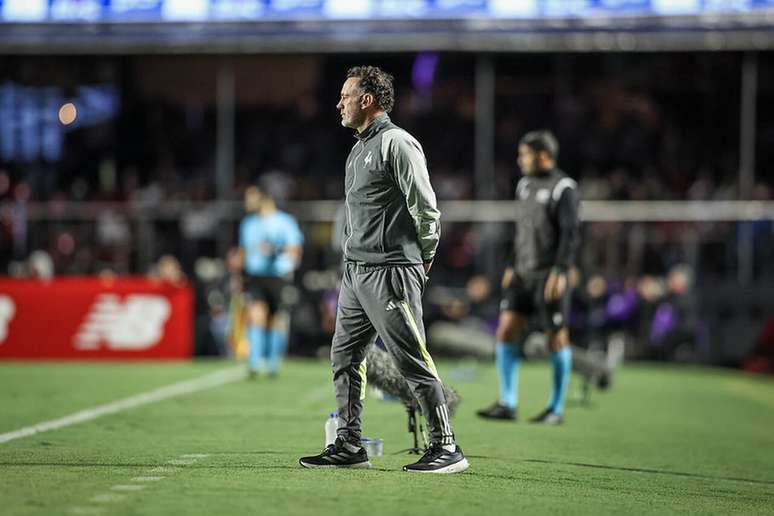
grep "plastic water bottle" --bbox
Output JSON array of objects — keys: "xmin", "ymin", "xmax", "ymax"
[{"xmin": 324, "ymin": 412, "xmax": 339, "ymax": 447}]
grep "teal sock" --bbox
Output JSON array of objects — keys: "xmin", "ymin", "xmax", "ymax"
[
  {"xmin": 267, "ymin": 329, "xmax": 287, "ymax": 374},
  {"xmin": 548, "ymin": 346, "xmax": 572, "ymax": 415},
  {"xmin": 495, "ymin": 341, "xmax": 521, "ymax": 409},
  {"xmin": 248, "ymin": 325, "xmax": 268, "ymax": 372}
]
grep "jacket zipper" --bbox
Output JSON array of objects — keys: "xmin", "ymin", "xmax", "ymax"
[{"xmin": 344, "ymin": 140, "xmax": 365, "ymax": 258}]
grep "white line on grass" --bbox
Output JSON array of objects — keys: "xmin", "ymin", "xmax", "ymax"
[
  {"xmin": 0, "ymin": 366, "xmax": 244, "ymax": 444},
  {"xmin": 149, "ymin": 466, "xmax": 179, "ymax": 474},
  {"xmin": 90, "ymin": 494, "xmax": 127, "ymax": 503},
  {"xmin": 167, "ymin": 459, "xmax": 195, "ymax": 465},
  {"xmin": 72, "ymin": 453, "xmax": 209, "ymax": 515},
  {"xmin": 301, "ymin": 383, "xmax": 336, "ymax": 404},
  {"xmin": 111, "ymin": 485, "xmax": 145, "ymax": 492},
  {"xmin": 68, "ymin": 507, "xmax": 103, "ymax": 515}
]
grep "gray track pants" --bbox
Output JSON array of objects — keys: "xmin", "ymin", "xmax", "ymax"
[{"xmin": 332, "ymin": 262, "xmax": 454, "ymax": 446}]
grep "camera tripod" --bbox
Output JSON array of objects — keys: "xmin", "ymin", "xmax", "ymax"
[{"xmin": 394, "ymin": 402, "xmax": 428, "ymax": 455}]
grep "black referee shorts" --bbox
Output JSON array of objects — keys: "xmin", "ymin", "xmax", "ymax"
[
  {"xmin": 242, "ymin": 275, "xmax": 288, "ymax": 315},
  {"xmin": 500, "ymin": 271, "xmax": 572, "ymax": 332}
]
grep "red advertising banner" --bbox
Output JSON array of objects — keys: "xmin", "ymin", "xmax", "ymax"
[{"xmin": 0, "ymin": 277, "xmax": 193, "ymax": 359}]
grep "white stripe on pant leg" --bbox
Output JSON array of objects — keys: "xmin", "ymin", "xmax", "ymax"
[
  {"xmin": 444, "ymin": 405, "xmax": 455, "ymax": 445},
  {"xmin": 438, "ymin": 404, "xmax": 453, "ymax": 444},
  {"xmin": 435, "ymin": 406, "xmax": 443, "ymax": 442},
  {"xmin": 436, "ymin": 406, "xmax": 447, "ymax": 437},
  {"xmin": 441, "ymin": 405, "xmax": 452, "ymax": 441},
  {"xmin": 435, "ymin": 405, "xmax": 452, "ymax": 444},
  {"xmin": 440, "ymin": 404, "xmax": 450, "ymax": 436}
]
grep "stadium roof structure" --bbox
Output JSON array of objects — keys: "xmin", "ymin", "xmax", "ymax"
[{"xmin": 3, "ymin": 0, "xmax": 774, "ymax": 53}]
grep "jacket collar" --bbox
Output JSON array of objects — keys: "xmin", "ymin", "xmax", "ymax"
[
  {"xmin": 355, "ymin": 113, "xmax": 390, "ymax": 141},
  {"xmin": 533, "ymin": 167, "xmax": 558, "ymax": 179}
]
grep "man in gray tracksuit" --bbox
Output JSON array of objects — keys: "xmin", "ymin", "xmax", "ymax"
[{"xmin": 299, "ymin": 66, "xmax": 469, "ymax": 474}]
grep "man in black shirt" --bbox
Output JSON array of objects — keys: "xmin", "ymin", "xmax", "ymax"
[{"xmin": 477, "ymin": 130, "xmax": 580, "ymax": 425}]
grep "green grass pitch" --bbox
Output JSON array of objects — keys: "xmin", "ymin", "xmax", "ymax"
[{"xmin": 1, "ymin": 359, "xmax": 773, "ymax": 515}]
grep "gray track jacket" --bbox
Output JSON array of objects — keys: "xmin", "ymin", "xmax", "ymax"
[{"xmin": 342, "ymin": 114, "xmax": 441, "ymax": 265}]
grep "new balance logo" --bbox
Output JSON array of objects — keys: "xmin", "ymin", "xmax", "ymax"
[
  {"xmin": 74, "ymin": 294, "xmax": 171, "ymax": 351},
  {"xmin": 364, "ymin": 151, "xmax": 373, "ymax": 166},
  {"xmin": 0, "ymin": 295, "xmax": 16, "ymax": 344}
]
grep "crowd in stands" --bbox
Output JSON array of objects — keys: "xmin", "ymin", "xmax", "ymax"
[{"xmin": 2, "ymin": 53, "xmax": 773, "ymax": 205}]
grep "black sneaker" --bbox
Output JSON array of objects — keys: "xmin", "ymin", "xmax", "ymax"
[
  {"xmin": 529, "ymin": 409, "xmax": 563, "ymax": 425},
  {"xmin": 299, "ymin": 438, "xmax": 371, "ymax": 469},
  {"xmin": 476, "ymin": 402, "xmax": 516, "ymax": 421},
  {"xmin": 403, "ymin": 444, "xmax": 469, "ymax": 474}
]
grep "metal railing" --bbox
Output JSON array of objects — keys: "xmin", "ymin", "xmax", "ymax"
[{"xmin": 21, "ymin": 199, "xmax": 774, "ymax": 222}]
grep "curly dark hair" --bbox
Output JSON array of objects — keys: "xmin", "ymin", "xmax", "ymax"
[{"xmin": 346, "ymin": 66, "xmax": 395, "ymax": 113}]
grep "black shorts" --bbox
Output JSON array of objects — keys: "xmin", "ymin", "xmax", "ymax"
[
  {"xmin": 243, "ymin": 276, "xmax": 288, "ymax": 314},
  {"xmin": 500, "ymin": 272, "xmax": 572, "ymax": 332}
]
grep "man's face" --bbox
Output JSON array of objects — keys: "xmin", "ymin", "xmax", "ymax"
[
  {"xmin": 517, "ymin": 144, "xmax": 538, "ymax": 176},
  {"xmin": 244, "ymin": 186, "xmax": 264, "ymax": 212},
  {"xmin": 517, "ymin": 144, "xmax": 552, "ymax": 175},
  {"xmin": 336, "ymin": 77, "xmax": 365, "ymax": 130}
]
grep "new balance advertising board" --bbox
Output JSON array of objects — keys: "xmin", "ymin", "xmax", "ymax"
[{"xmin": 0, "ymin": 277, "xmax": 193, "ymax": 359}]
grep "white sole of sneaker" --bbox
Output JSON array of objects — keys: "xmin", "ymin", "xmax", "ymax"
[
  {"xmin": 404, "ymin": 458, "xmax": 470, "ymax": 474},
  {"xmin": 299, "ymin": 460, "xmax": 371, "ymax": 469}
]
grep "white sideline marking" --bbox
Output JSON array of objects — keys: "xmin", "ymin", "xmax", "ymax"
[
  {"xmin": 71, "ymin": 452, "xmax": 209, "ymax": 515},
  {"xmin": 301, "ymin": 383, "xmax": 335, "ymax": 404},
  {"xmin": 91, "ymin": 494, "xmax": 127, "ymax": 503},
  {"xmin": 68, "ymin": 507, "xmax": 103, "ymax": 514},
  {"xmin": 0, "ymin": 366, "xmax": 243, "ymax": 444},
  {"xmin": 149, "ymin": 466, "xmax": 178, "ymax": 474},
  {"xmin": 167, "ymin": 459, "xmax": 194, "ymax": 465},
  {"xmin": 111, "ymin": 485, "xmax": 145, "ymax": 492}
]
